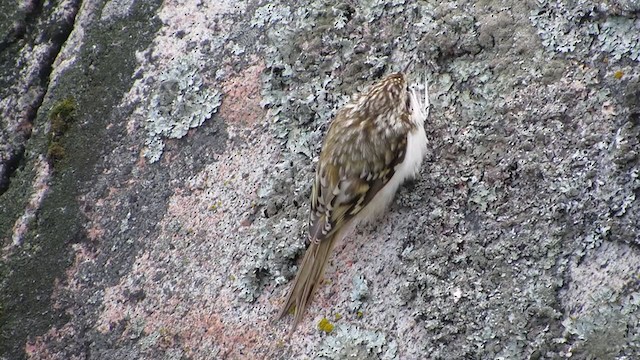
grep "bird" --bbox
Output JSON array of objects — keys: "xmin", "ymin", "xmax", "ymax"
[{"xmin": 277, "ymin": 68, "xmax": 430, "ymax": 334}]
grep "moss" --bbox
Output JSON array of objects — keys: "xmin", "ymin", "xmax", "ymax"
[
  {"xmin": 46, "ymin": 97, "xmax": 77, "ymax": 164},
  {"xmin": 47, "ymin": 142, "xmax": 65, "ymax": 160},
  {"xmin": 318, "ymin": 317, "xmax": 335, "ymax": 333},
  {"xmin": 49, "ymin": 97, "xmax": 76, "ymax": 135}
]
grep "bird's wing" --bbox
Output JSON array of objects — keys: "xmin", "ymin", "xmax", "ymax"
[{"xmin": 308, "ymin": 132, "xmax": 408, "ymax": 243}]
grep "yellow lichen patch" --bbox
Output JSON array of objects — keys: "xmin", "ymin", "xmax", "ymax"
[
  {"xmin": 209, "ymin": 200, "xmax": 223, "ymax": 211},
  {"xmin": 614, "ymin": 70, "xmax": 624, "ymax": 80},
  {"xmin": 334, "ymin": 313, "xmax": 342, "ymax": 321},
  {"xmin": 159, "ymin": 327, "xmax": 169, "ymax": 337},
  {"xmin": 356, "ymin": 311, "xmax": 363, "ymax": 318},
  {"xmin": 317, "ymin": 317, "xmax": 334, "ymax": 333}
]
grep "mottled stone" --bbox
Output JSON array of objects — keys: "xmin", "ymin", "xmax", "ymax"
[{"xmin": 1, "ymin": 0, "xmax": 639, "ymax": 359}]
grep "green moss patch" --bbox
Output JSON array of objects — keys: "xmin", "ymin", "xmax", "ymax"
[{"xmin": 46, "ymin": 97, "xmax": 76, "ymax": 165}]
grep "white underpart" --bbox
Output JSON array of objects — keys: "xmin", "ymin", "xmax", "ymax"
[{"xmin": 358, "ymin": 76, "xmax": 430, "ymax": 224}]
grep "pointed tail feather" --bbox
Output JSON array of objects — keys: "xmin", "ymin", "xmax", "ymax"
[{"xmin": 277, "ymin": 233, "xmax": 338, "ymax": 334}]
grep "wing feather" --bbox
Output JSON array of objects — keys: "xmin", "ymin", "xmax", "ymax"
[{"xmin": 308, "ymin": 133, "xmax": 408, "ymax": 243}]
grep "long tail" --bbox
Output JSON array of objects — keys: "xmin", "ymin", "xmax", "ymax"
[{"xmin": 277, "ymin": 233, "xmax": 338, "ymax": 334}]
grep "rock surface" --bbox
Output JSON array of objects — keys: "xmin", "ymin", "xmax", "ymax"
[{"xmin": 1, "ymin": 0, "xmax": 639, "ymax": 359}]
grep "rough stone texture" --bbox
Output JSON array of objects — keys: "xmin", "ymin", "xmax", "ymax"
[{"xmin": 1, "ymin": 0, "xmax": 639, "ymax": 359}]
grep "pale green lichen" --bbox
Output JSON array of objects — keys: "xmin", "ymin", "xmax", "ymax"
[
  {"xmin": 349, "ymin": 274, "xmax": 369, "ymax": 312},
  {"xmin": 598, "ymin": 17, "xmax": 640, "ymax": 61},
  {"xmin": 143, "ymin": 55, "xmax": 222, "ymax": 163},
  {"xmin": 251, "ymin": 3, "xmax": 291, "ymax": 28},
  {"xmin": 317, "ymin": 325, "xmax": 397, "ymax": 360},
  {"xmin": 237, "ymin": 214, "xmax": 307, "ymax": 302},
  {"xmin": 232, "ymin": 117, "xmax": 315, "ymax": 302},
  {"xmin": 530, "ymin": 0, "xmax": 640, "ymax": 62},
  {"xmin": 561, "ymin": 289, "xmax": 640, "ymax": 358},
  {"xmin": 100, "ymin": 0, "xmax": 136, "ymax": 22}
]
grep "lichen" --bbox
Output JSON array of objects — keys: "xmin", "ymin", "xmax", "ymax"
[
  {"xmin": 349, "ymin": 274, "xmax": 369, "ymax": 312},
  {"xmin": 598, "ymin": 16, "xmax": 640, "ymax": 61},
  {"xmin": 317, "ymin": 325, "xmax": 397, "ymax": 360},
  {"xmin": 236, "ymin": 216, "xmax": 307, "ymax": 302},
  {"xmin": 530, "ymin": 1, "xmax": 640, "ymax": 62},
  {"xmin": 235, "ymin": 156, "xmax": 312, "ymax": 302},
  {"xmin": 318, "ymin": 317, "xmax": 335, "ymax": 333},
  {"xmin": 143, "ymin": 55, "xmax": 222, "ymax": 163},
  {"xmin": 561, "ymin": 289, "xmax": 640, "ymax": 358},
  {"xmin": 257, "ymin": 0, "xmax": 430, "ymax": 160},
  {"xmin": 251, "ymin": 3, "xmax": 291, "ymax": 28}
]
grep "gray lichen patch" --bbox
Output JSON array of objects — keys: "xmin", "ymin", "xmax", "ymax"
[
  {"xmin": 562, "ymin": 289, "xmax": 640, "ymax": 358},
  {"xmin": 349, "ymin": 274, "xmax": 369, "ymax": 312},
  {"xmin": 142, "ymin": 55, "xmax": 222, "ymax": 163},
  {"xmin": 236, "ymin": 156, "xmax": 312, "ymax": 302},
  {"xmin": 560, "ymin": 240, "xmax": 640, "ymax": 357},
  {"xmin": 317, "ymin": 324, "xmax": 398, "ymax": 360},
  {"xmin": 530, "ymin": 0, "xmax": 640, "ymax": 62},
  {"xmin": 100, "ymin": 0, "xmax": 136, "ymax": 22},
  {"xmin": 236, "ymin": 216, "xmax": 306, "ymax": 302}
]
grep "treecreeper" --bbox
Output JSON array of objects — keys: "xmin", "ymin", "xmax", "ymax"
[{"xmin": 277, "ymin": 69, "xmax": 431, "ymax": 334}]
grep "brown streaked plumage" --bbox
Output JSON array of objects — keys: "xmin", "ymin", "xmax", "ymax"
[{"xmin": 277, "ymin": 71, "xmax": 430, "ymax": 334}]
